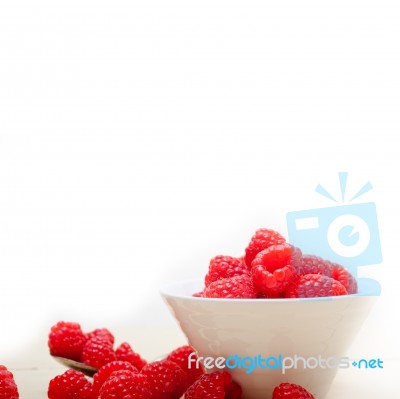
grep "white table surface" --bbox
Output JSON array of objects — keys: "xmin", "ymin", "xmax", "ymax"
[{"xmin": 5, "ymin": 326, "xmax": 398, "ymax": 399}]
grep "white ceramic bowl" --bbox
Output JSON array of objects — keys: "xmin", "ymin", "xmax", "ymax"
[{"xmin": 160, "ymin": 279, "xmax": 377, "ymax": 399}]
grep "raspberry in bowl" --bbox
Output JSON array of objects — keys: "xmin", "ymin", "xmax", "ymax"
[{"xmin": 160, "ymin": 228, "xmax": 378, "ymax": 399}]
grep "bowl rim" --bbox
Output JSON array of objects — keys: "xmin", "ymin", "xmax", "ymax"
[{"xmin": 159, "ymin": 278, "xmax": 367, "ymax": 303}]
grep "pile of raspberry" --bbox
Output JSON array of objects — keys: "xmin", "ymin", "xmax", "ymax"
[
  {"xmin": 48, "ymin": 321, "xmax": 147, "ymax": 370},
  {"xmin": 48, "ymin": 367, "xmax": 314, "ymax": 399},
  {"xmin": 45, "ymin": 321, "xmax": 315, "ymax": 399},
  {"xmin": 195, "ymin": 228, "xmax": 357, "ymax": 299},
  {"xmin": 47, "ymin": 321, "xmax": 205, "ymax": 399}
]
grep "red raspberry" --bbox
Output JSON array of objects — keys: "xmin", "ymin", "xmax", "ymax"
[
  {"xmin": 272, "ymin": 382, "xmax": 314, "ymax": 399},
  {"xmin": 293, "ymin": 254, "xmax": 331, "ymax": 275},
  {"xmin": 115, "ymin": 342, "xmax": 147, "ymax": 371},
  {"xmin": 251, "ymin": 244, "xmax": 301, "ymax": 295},
  {"xmin": 48, "ymin": 321, "xmax": 87, "ymax": 362},
  {"xmin": 166, "ymin": 346, "xmax": 204, "ymax": 386},
  {"xmin": 48, "ymin": 369, "xmax": 91, "ymax": 399},
  {"xmin": 93, "ymin": 361, "xmax": 138, "ymax": 395},
  {"xmin": 237, "ymin": 256, "xmax": 246, "ymax": 267},
  {"xmin": 285, "ymin": 274, "xmax": 348, "ymax": 298},
  {"xmin": 79, "ymin": 384, "xmax": 97, "ymax": 399},
  {"xmin": 205, "ymin": 256, "xmax": 249, "ymax": 286},
  {"xmin": 257, "ymin": 291, "xmax": 285, "ymax": 299},
  {"xmin": 225, "ymin": 381, "xmax": 242, "ymax": 399},
  {"xmin": 184, "ymin": 371, "xmax": 241, "ymax": 399},
  {"xmin": 331, "ymin": 265, "xmax": 357, "ymax": 294},
  {"xmin": 85, "ymin": 329, "xmax": 115, "ymax": 345},
  {"xmin": 81, "ymin": 337, "xmax": 116, "ymax": 369},
  {"xmin": 244, "ymin": 228, "xmax": 286, "ymax": 267},
  {"xmin": 203, "ymin": 275, "xmax": 257, "ymax": 299},
  {"xmin": 141, "ymin": 360, "xmax": 188, "ymax": 399},
  {"xmin": 99, "ymin": 370, "xmax": 152, "ymax": 399},
  {"xmin": 295, "ymin": 255, "xmax": 357, "ymax": 294},
  {"xmin": 192, "ymin": 291, "xmax": 204, "ymax": 298},
  {"xmin": 0, "ymin": 366, "xmax": 19, "ymax": 399}
]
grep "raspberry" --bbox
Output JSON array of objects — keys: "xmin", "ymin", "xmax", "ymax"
[
  {"xmin": 79, "ymin": 384, "xmax": 97, "ymax": 399},
  {"xmin": 205, "ymin": 256, "xmax": 249, "ymax": 286},
  {"xmin": 285, "ymin": 274, "xmax": 348, "ymax": 298},
  {"xmin": 295, "ymin": 255, "xmax": 357, "ymax": 294},
  {"xmin": 244, "ymin": 228, "xmax": 286, "ymax": 267},
  {"xmin": 257, "ymin": 291, "xmax": 285, "ymax": 299},
  {"xmin": 203, "ymin": 275, "xmax": 257, "ymax": 299},
  {"xmin": 192, "ymin": 291, "xmax": 204, "ymax": 298},
  {"xmin": 272, "ymin": 382, "xmax": 314, "ymax": 399},
  {"xmin": 237, "ymin": 256, "xmax": 246, "ymax": 267},
  {"xmin": 115, "ymin": 342, "xmax": 147, "ymax": 371},
  {"xmin": 0, "ymin": 366, "xmax": 19, "ymax": 399},
  {"xmin": 184, "ymin": 371, "xmax": 241, "ymax": 399},
  {"xmin": 48, "ymin": 369, "xmax": 91, "ymax": 399},
  {"xmin": 81, "ymin": 337, "xmax": 116, "ymax": 369},
  {"xmin": 141, "ymin": 360, "xmax": 188, "ymax": 399},
  {"xmin": 85, "ymin": 329, "xmax": 115, "ymax": 345},
  {"xmin": 293, "ymin": 254, "xmax": 331, "ymax": 275},
  {"xmin": 48, "ymin": 321, "xmax": 87, "ymax": 362},
  {"xmin": 331, "ymin": 265, "xmax": 357, "ymax": 294},
  {"xmin": 99, "ymin": 370, "xmax": 152, "ymax": 399},
  {"xmin": 225, "ymin": 381, "xmax": 242, "ymax": 399},
  {"xmin": 93, "ymin": 361, "xmax": 138, "ymax": 395},
  {"xmin": 251, "ymin": 244, "xmax": 301, "ymax": 295},
  {"xmin": 166, "ymin": 346, "xmax": 204, "ymax": 386}
]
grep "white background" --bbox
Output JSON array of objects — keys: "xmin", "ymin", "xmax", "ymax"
[{"xmin": 1, "ymin": 0, "xmax": 399, "ymax": 394}]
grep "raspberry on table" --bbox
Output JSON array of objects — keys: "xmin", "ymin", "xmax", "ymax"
[
  {"xmin": 244, "ymin": 228, "xmax": 286, "ymax": 267},
  {"xmin": 205, "ymin": 256, "xmax": 249, "ymax": 287},
  {"xmin": 48, "ymin": 369, "xmax": 91, "ymax": 399},
  {"xmin": 0, "ymin": 365, "xmax": 19, "ymax": 399},
  {"xmin": 272, "ymin": 382, "xmax": 315, "ymax": 399},
  {"xmin": 141, "ymin": 360, "xmax": 188, "ymax": 399},
  {"xmin": 166, "ymin": 345, "xmax": 204, "ymax": 386},
  {"xmin": 99, "ymin": 370, "xmax": 152, "ymax": 399},
  {"xmin": 115, "ymin": 342, "xmax": 147, "ymax": 371},
  {"xmin": 184, "ymin": 371, "xmax": 242, "ymax": 399},
  {"xmin": 85, "ymin": 329, "xmax": 115, "ymax": 345},
  {"xmin": 285, "ymin": 274, "xmax": 348, "ymax": 298},
  {"xmin": 203, "ymin": 275, "xmax": 257, "ymax": 299},
  {"xmin": 48, "ymin": 321, "xmax": 87, "ymax": 362},
  {"xmin": 93, "ymin": 360, "xmax": 138, "ymax": 395},
  {"xmin": 295, "ymin": 255, "xmax": 358, "ymax": 294},
  {"xmin": 81, "ymin": 337, "xmax": 117, "ymax": 369},
  {"xmin": 251, "ymin": 244, "xmax": 301, "ymax": 296}
]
